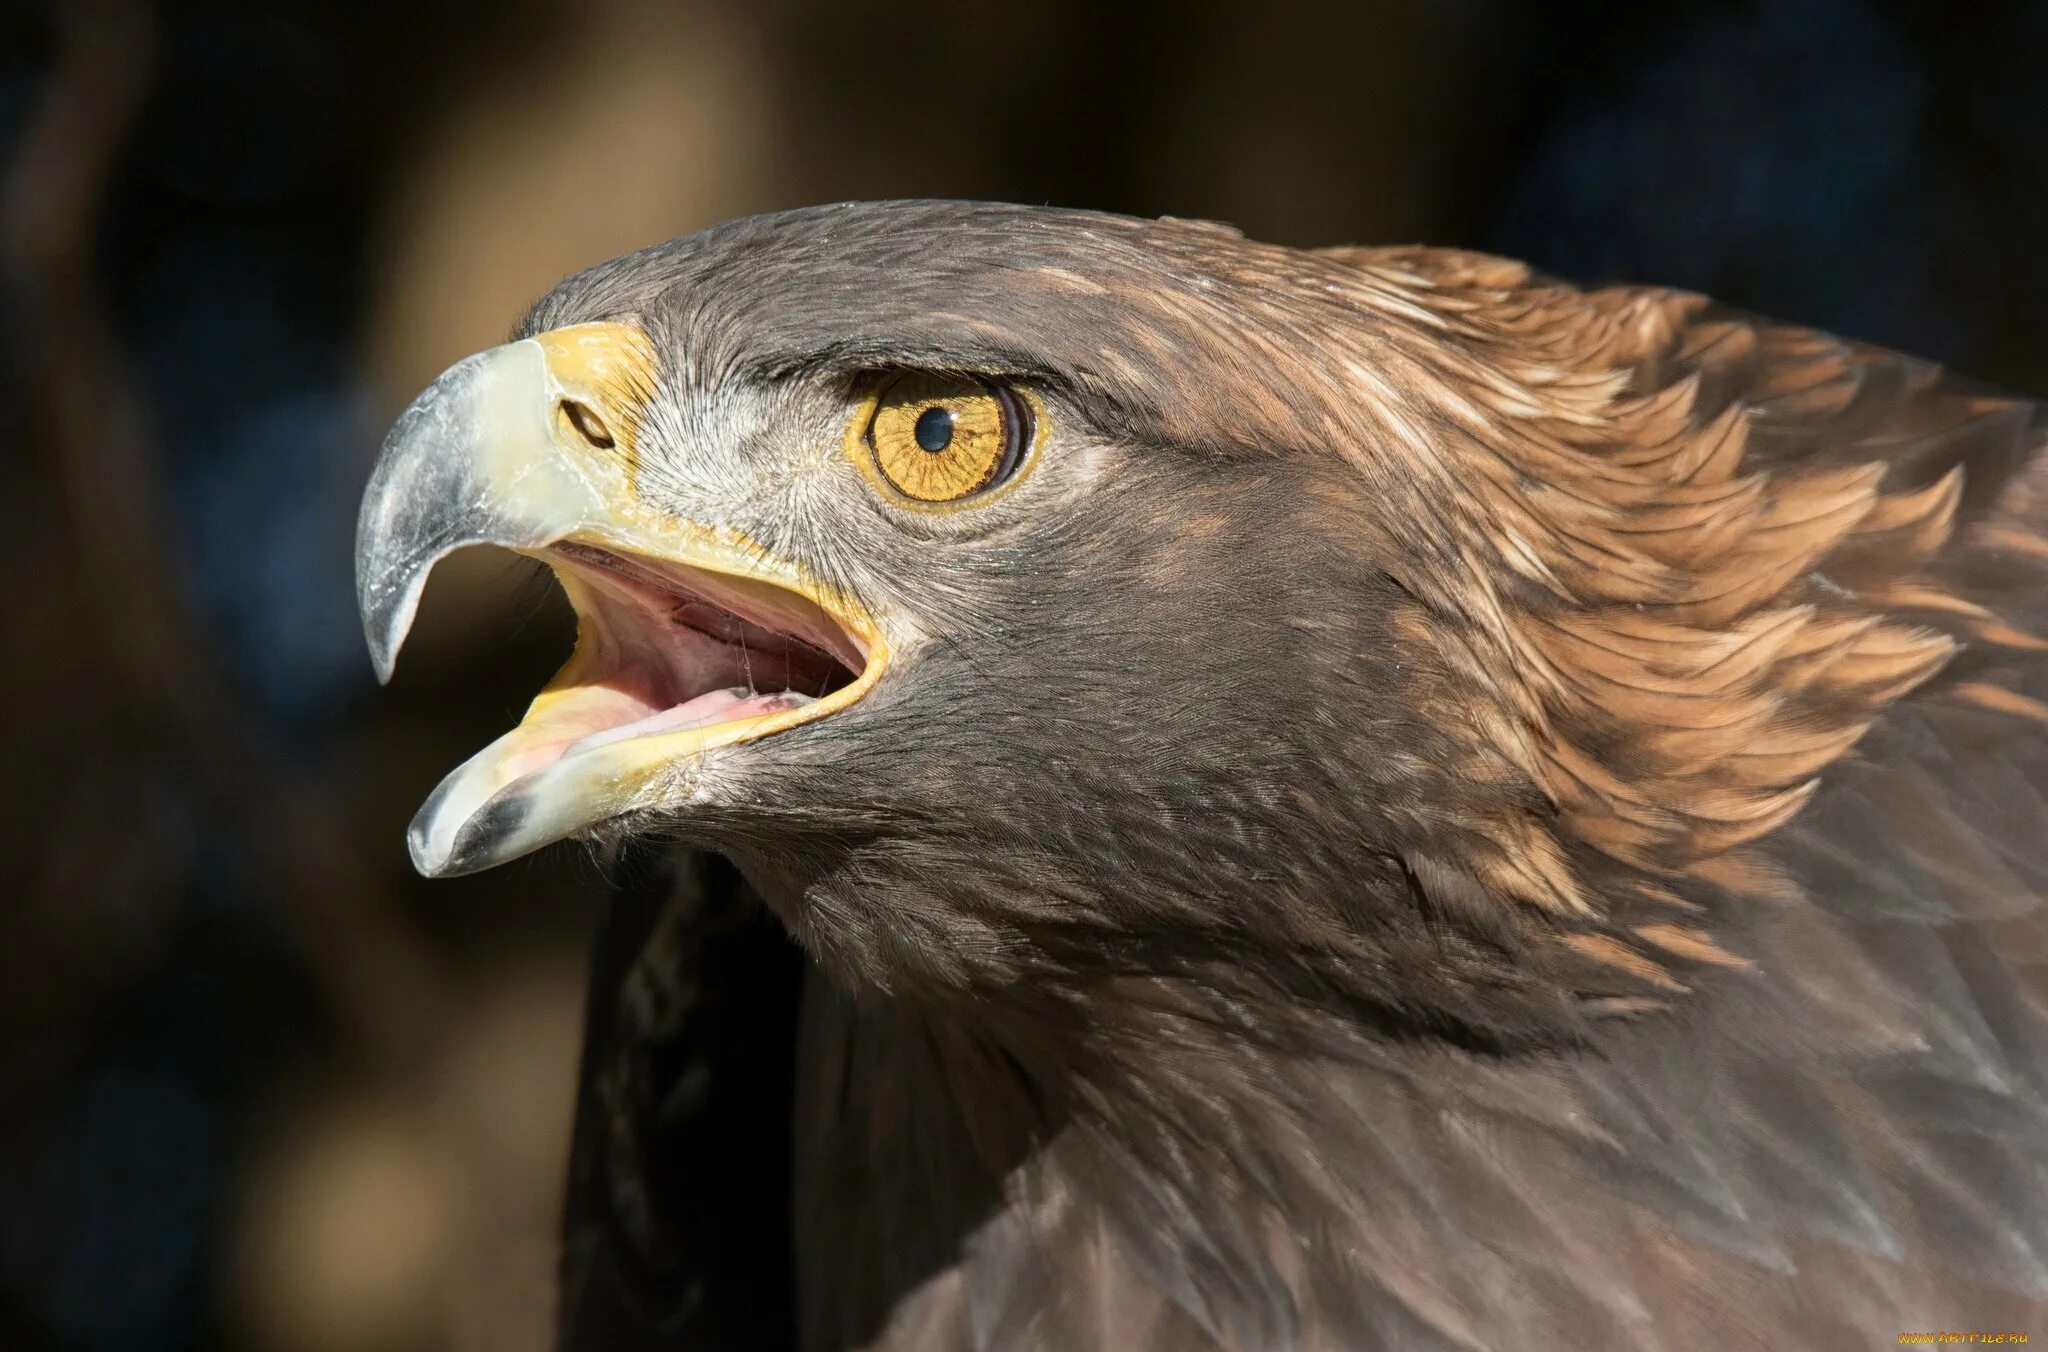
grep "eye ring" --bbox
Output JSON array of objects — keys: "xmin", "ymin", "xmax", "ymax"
[{"xmin": 857, "ymin": 373, "xmax": 1036, "ymax": 505}]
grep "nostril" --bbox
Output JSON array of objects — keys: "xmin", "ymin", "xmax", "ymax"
[{"xmin": 560, "ymin": 399, "xmax": 616, "ymax": 449}]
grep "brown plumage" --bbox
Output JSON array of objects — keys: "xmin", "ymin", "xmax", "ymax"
[
  {"xmin": 356, "ymin": 202, "xmax": 2048, "ymax": 1350},
  {"xmin": 1313, "ymin": 244, "xmax": 1984, "ymax": 981}
]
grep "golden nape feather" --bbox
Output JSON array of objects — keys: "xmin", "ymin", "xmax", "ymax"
[{"xmin": 1319, "ymin": 245, "xmax": 2039, "ymax": 990}]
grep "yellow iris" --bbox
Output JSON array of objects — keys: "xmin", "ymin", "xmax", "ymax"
[{"xmin": 865, "ymin": 373, "xmax": 1019, "ymax": 502}]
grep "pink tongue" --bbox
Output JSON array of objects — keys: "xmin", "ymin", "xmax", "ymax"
[{"xmin": 565, "ymin": 686, "xmax": 809, "ymax": 757}]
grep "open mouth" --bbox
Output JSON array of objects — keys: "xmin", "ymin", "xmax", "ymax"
[
  {"xmin": 508, "ymin": 542, "xmax": 869, "ymax": 781},
  {"xmin": 400, "ymin": 533, "xmax": 884, "ymax": 877}
]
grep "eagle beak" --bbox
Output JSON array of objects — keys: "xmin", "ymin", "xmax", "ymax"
[{"xmin": 356, "ymin": 323, "xmax": 885, "ymax": 878}]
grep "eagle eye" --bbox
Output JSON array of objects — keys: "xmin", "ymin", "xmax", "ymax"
[{"xmin": 861, "ymin": 372, "xmax": 1031, "ymax": 503}]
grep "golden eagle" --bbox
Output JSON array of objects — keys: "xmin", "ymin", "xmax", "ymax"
[{"xmin": 356, "ymin": 202, "xmax": 2048, "ymax": 1350}]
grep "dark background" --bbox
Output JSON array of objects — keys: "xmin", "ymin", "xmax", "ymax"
[{"xmin": 1, "ymin": 0, "xmax": 2043, "ymax": 1348}]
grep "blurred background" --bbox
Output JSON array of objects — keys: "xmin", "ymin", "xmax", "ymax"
[{"xmin": 1, "ymin": 0, "xmax": 2044, "ymax": 1348}]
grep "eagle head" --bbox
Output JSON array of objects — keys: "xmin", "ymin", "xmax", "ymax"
[{"xmin": 358, "ymin": 200, "xmax": 1957, "ymax": 1048}]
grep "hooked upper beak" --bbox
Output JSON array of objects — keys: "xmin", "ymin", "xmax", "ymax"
[{"xmin": 355, "ymin": 323, "xmax": 885, "ymax": 877}]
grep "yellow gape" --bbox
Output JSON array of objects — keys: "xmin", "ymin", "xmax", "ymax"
[{"xmin": 863, "ymin": 372, "xmax": 1024, "ymax": 502}]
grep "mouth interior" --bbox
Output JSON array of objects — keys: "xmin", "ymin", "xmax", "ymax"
[{"xmin": 497, "ymin": 541, "xmax": 864, "ymax": 783}]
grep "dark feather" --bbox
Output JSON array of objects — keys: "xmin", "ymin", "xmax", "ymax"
[{"xmin": 557, "ymin": 852, "xmax": 803, "ymax": 1350}]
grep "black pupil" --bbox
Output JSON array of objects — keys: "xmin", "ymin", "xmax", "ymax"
[{"xmin": 914, "ymin": 406, "xmax": 955, "ymax": 453}]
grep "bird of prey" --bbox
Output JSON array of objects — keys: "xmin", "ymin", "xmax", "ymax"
[{"xmin": 355, "ymin": 201, "xmax": 2048, "ymax": 1351}]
